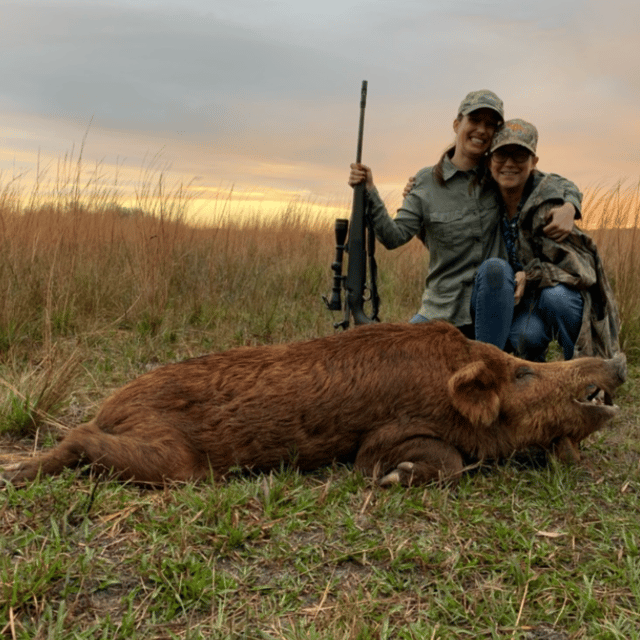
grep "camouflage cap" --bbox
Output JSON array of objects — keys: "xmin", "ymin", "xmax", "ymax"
[
  {"xmin": 457, "ymin": 90, "xmax": 504, "ymax": 120},
  {"xmin": 490, "ymin": 119, "xmax": 538, "ymax": 155}
]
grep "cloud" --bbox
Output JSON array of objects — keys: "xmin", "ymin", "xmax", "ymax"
[
  {"xmin": 0, "ymin": 1, "xmax": 369, "ymax": 198},
  {"xmin": 1, "ymin": 0, "xmax": 639, "ymax": 213},
  {"xmin": 0, "ymin": 1, "xmax": 359, "ymax": 127}
]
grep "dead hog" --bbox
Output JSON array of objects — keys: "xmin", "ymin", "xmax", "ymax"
[{"xmin": 1, "ymin": 322, "xmax": 626, "ymax": 487}]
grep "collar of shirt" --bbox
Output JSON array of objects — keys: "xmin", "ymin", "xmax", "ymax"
[{"xmin": 441, "ymin": 153, "xmax": 482, "ymax": 182}]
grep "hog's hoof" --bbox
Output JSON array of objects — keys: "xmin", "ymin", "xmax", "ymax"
[{"xmin": 379, "ymin": 461, "xmax": 416, "ymax": 487}]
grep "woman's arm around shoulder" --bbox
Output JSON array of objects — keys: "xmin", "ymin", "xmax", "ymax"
[{"xmin": 537, "ymin": 171, "xmax": 583, "ymax": 242}]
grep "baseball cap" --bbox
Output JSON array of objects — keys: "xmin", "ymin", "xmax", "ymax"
[
  {"xmin": 458, "ymin": 90, "xmax": 504, "ymax": 120},
  {"xmin": 490, "ymin": 119, "xmax": 538, "ymax": 154}
]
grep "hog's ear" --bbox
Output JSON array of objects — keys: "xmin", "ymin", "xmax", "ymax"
[{"xmin": 447, "ymin": 361, "xmax": 500, "ymax": 427}]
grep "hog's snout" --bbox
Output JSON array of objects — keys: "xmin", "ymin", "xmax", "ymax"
[{"xmin": 608, "ymin": 352, "xmax": 627, "ymax": 385}]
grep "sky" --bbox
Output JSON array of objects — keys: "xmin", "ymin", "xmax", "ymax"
[{"xmin": 1, "ymin": 0, "xmax": 639, "ymax": 224}]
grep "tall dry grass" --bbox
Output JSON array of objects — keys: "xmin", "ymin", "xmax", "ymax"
[
  {"xmin": 0, "ymin": 148, "xmax": 429, "ymax": 355},
  {"xmin": 1, "ymin": 164, "xmax": 639, "ymax": 334},
  {"xmin": 582, "ymin": 180, "xmax": 640, "ymax": 358},
  {"xmin": 1, "ymin": 164, "xmax": 639, "ymax": 353},
  {"xmin": 0, "ymin": 192, "xmax": 323, "ymax": 345}
]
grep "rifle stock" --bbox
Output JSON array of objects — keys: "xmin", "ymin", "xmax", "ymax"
[{"xmin": 323, "ymin": 80, "xmax": 380, "ymax": 329}]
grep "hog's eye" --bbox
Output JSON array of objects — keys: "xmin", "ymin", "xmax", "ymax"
[{"xmin": 515, "ymin": 366, "xmax": 535, "ymax": 381}]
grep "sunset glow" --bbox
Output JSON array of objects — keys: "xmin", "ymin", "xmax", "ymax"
[{"xmin": 2, "ymin": 0, "xmax": 639, "ymax": 227}]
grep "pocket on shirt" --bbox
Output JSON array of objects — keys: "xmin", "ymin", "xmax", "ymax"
[{"xmin": 429, "ymin": 209, "xmax": 472, "ymax": 246}]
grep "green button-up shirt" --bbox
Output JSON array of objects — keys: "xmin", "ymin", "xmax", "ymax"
[{"xmin": 366, "ymin": 156, "xmax": 582, "ymax": 327}]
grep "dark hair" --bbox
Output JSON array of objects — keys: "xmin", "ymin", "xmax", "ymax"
[
  {"xmin": 432, "ymin": 114, "xmax": 460, "ymax": 186},
  {"xmin": 433, "ymin": 145, "xmax": 455, "ymax": 187}
]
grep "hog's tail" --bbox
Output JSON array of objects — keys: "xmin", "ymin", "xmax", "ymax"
[{"xmin": 3, "ymin": 422, "xmax": 200, "ymax": 485}]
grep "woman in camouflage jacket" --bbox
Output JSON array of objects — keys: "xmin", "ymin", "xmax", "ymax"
[{"xmin": 471, "ymin": 119, "xmax": 620, "ymax": 361}]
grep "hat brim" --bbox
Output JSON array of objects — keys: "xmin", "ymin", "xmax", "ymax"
[
  {"xmin": 460, "ymin": 104, "xmax": 504, "ymax": 120},
  {"xmin": 490, "ymin": 140, "xmax": 537, "ymax": 155}
]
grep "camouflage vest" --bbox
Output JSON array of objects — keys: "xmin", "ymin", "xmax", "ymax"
[{"xmin": 516, "ymin": 173, "xmax": 621, "ymax": 359}]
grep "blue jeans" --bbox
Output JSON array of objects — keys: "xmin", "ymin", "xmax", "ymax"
[
  {"xmin": 470, "ymin": 258, "xmax": 516, "ymax": 350},
  {"xmin": 471, "ymin": 258, "xmax": 584, "ymax": 361}
]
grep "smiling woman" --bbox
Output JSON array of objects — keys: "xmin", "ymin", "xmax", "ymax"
[
  {"xmin": 471, "ymin": 119, "xmax": 621, "ymax": 363},
  {"xmin": 450, "ymin": 108, "xmax": 501, "ymax": 171},
  {"xmin": 347, "ymin": 90, "xmax": 505, "ymax": 336},
  {"xmin": 489, "ymin": 119, "xmax": 540, "ymax": 200},
  {"xmin": 491, "ymin": 146, "xmax": 539, "ymax": 191}
]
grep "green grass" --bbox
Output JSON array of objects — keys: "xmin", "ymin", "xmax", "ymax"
[
  {"xmin": 1, "ymin": 165, "xmax": 640, "ymax": 638},
  {"xmin": 2, "ymin": 439, "xmax": 640, "ymax": 639}
]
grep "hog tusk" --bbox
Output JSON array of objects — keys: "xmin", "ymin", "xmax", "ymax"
[
  {"xmin": 572, "ymin": 398, "xmax": 619, "ymax": 415},
  {"xmin": 586, "ymin": 386, "xmax": 601, "ymax": 402}
]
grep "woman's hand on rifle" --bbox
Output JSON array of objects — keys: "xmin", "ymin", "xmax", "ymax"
[{"xmin": 349, "ymin": 163, "xmax": 374, "ymax": 190}]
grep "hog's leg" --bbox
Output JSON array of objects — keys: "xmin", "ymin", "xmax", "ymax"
[
  {"xmin": 2, "ymin": 421, "xmax": 201, "ymax": 485},
  {"xmin": 1, "ymin": 426, "xmax": 93, "ymax": 484},
  {"xmin": 355, "ymin": 428, "xmax": 464, "ymax": 487},
  {"xmin": 551, "ymin": 435, "xmax": 582, "ymax": 464}
]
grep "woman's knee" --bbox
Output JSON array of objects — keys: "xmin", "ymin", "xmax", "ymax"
[
  {"xmin": 538, "ymin": 284, "xmax": 581, "ymax": 311},
  {"xmin": 509, "ymin": 311, "xmax": 550, "ymax": 362},
  {"xmin": 476, "ymin": 258, "xmax": 514, "ymax": 290},
  {"xmin": 538, "ymin": 285, "xmax": 583, "ymax": 324}
]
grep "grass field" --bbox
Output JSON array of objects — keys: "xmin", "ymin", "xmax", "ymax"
[{"xmin": 0, "ymin": 166, "xmax": 639, "ymax": 639}]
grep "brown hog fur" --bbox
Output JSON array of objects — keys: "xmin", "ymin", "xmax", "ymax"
[{"xmin": 2, "ymin": 322, "xmax": 626, "ymax": 487}]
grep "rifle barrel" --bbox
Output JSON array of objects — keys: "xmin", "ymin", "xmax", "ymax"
[{"xmin": 355, "ymin": 80, "xmax": 367, "ymax": 164}]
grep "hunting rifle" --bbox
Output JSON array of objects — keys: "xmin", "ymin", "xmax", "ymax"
[{"xmin": 323, "ymin": 80, "xmax": 380, "ymax": 329}]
